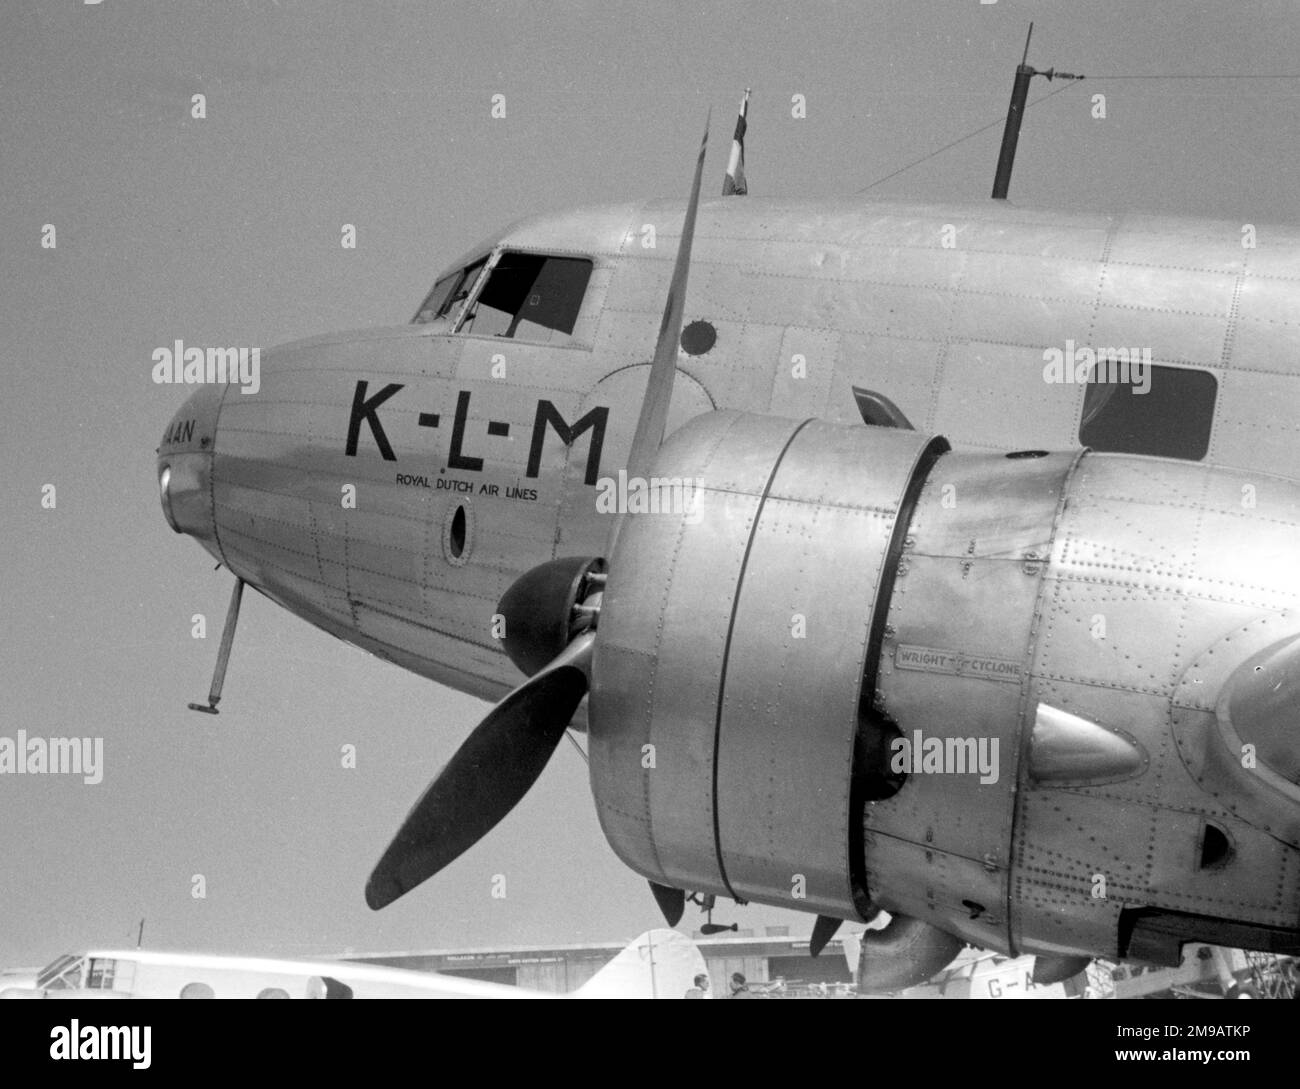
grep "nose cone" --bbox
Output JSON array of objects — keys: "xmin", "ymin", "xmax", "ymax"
[{"xmin": 157, "ymin": 383, "xmax": 226, "ymax": 544}]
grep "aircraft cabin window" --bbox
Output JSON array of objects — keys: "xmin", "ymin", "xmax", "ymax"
[
  {"xmin": 180, "ymin": 981, "xmax": 216, "ymax": 999},
  {"xmin": 1078, "ymin": 362, "xmax": 1217, "ymax": 461},
  {"xmin": 413, "ymin": 258, "xmax": 488, "ymax": 325},
  {"xmin": 459, "ymin": 253, "xmax": 593, "ymax": 344}
]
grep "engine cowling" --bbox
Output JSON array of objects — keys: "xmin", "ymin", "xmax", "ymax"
[
  {"xmin": 588, "ymin": 408, "xmax": 1300, "ymax": 965},
  {"xmin": 589, "ymin": 410, "xmax": 950, "ymax": 920}
]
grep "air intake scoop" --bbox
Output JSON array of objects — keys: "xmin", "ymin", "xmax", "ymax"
[{"xmin": 1219, "ymin": 634, "xmax": 1300, "ymax": 788}]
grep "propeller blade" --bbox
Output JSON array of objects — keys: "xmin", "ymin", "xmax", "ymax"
[
  {"xmin": 607, "ymin": 113, "xmax": 710, "ymax": 563},
  {"xmin": 366, "ymin": 633, "xmax": 595, "ymax": 910},
  {"xmin": 649, "ymin": 882, "xmax": 686, "ymax": 927},
  {"xmin": 624, "ymin": 113, "xmax": 711, "ymax": 487},
  {"xmin": 809, "ymin": 914, "xmax": 844, "ymax": 958}
]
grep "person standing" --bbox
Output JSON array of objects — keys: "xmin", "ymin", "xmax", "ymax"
[{"xmin": 685, "ymin": 973, "xmax": 711, "ymax": 999}]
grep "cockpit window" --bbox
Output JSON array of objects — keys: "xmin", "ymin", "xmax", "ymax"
[
  {"xmin": 35, "ymin": 954, "xmax": 135, "ymax": 993},
  {"xmin": 460, "ymin": 253, "xmax": 593, "ymax": 344},
  {"xmin": 414, "ymin": 251, "xmax": 595, "ymax": 345},
  {"xmin": 38, "ymin": 954, "xmax": 84, "ymax": 991},
  {"xmin": 413, "ymin": 259, "xmax": 487, "ymax": 325}
]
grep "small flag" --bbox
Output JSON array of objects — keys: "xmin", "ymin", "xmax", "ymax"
[{"xmin": 722, "ymin": 89, "xmax": 750, "ymax": 196}]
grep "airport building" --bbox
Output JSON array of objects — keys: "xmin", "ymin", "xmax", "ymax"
[{"xmin": 346, "ymin": 928, "xmax": 855, "ymax": 997}]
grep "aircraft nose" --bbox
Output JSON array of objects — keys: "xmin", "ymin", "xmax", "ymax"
[{"xmin": 156, "ymin": 383, "xmax": 226, "ymax": 544}]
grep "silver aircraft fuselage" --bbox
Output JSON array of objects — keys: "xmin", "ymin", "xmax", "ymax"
[{"xmin": 158, "ymin": 196, "xmax": 1300, "ymax": 705}]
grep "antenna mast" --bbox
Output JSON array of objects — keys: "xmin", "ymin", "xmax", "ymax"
[{"xmin": 991, "ymin": 22, "xmax": 1083, "ymax": 199}]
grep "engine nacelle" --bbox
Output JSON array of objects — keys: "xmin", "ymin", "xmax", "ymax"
[
  {"xmin": 591, "ymin": 412, "xmax": 945, "ymax": 920},
  {"xmin": 589, "ymin": 409, "xmax": 1300, "ymax": 963}
]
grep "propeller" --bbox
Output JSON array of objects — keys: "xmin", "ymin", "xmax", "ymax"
[
  {"xmin": 366, "ymin": 112, "xmax": 712, "ymax": 910},
  {"xmin": 365, "ymin": 633, "xmax": 593, "ymax": 910},
  {"xmin": 649, "ymin": 882, "xmax": 686, "ymax": 927},
  {"xmin": 496, "ymin": 556, "xmax": 605, "ymax": 677},
  {"xmin": 809, "ymin": 914, "xmax": 844, "ymax": 958}
]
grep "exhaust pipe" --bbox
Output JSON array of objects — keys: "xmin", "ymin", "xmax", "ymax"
[{"xmin": 857, "ymin": 914, "xmax": 964, "ymax": 993}]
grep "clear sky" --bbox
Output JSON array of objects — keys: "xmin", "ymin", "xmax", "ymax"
[{"xmin": 2, "ymin": 0, "xmax": 1298, "ymax": 970}]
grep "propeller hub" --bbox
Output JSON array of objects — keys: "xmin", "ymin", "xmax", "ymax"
[{"xmin": 497, "ymin": 556, "xmax": 606, "ymax": 676}]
